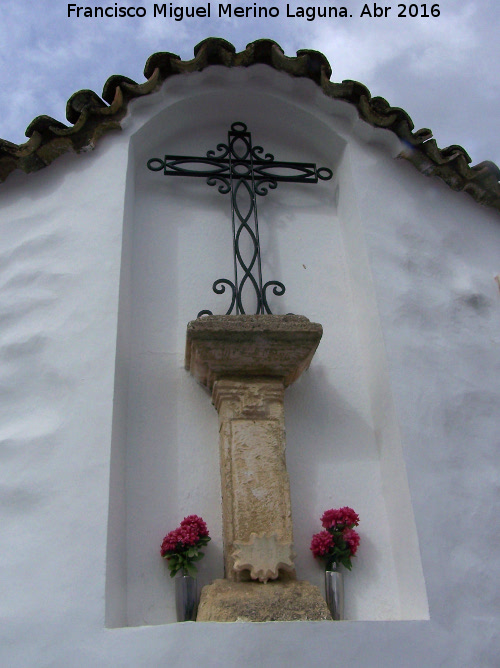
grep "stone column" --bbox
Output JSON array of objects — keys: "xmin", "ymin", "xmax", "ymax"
[
  {"xmin": 213, "ymin": 377, "xmax": 294, "ymax": 582},
  {"xmin": 184, "ymin": 314, "xmax": 332, "ymax": 621}
]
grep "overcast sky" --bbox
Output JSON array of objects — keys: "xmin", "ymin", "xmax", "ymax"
[{"xmin": 0, "ymin": 0, "xmax": 498, "ymax": 168}]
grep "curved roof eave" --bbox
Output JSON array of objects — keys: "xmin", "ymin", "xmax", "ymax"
[{"xmin": 0, "ymin": 37, "xmax": 499, "ymax": 213}]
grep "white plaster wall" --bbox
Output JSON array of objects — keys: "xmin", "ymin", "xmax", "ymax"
[
  {"xmin": 348, "ymin": 142, "xmax": 500, "ymax": 663},
  {"xmin": 0, "ymin": 138, "xmax": 129, "ymax": 659},
  {"xmin": 1, "ymin": 66, "xmax": 499, "ymax": 666}
]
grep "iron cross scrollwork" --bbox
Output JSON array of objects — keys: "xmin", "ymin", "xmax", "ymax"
[{"xmin": 147, "ymin": 122, "xmax": 333, "ymax": 317}]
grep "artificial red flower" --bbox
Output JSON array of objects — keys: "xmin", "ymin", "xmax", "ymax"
[
  {"xmin": 181, "ymin": 515, "xmax": 209, "ymax": 538},
  {"xmin": 161, "ymin": 515, "xmax": 211, "ymax": 577},
  {"xmin": 321, "ymin": 506, "xmax": 359, "ymax": 530},
  {"xmin": 310, "ymin": 530, "xmax": 335, "ymax": 557},
  {"xmin": 311, "ymin": 506, "xmax": 361, "ymax": 570},
  {"xmin": 343, "ymin": 528, "xmax": 361, "ymax": 556}
]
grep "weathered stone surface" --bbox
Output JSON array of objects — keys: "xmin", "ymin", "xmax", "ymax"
[
  {"xmin": 197, "ymin": 579, "xmax": 332, "ymax": 622},
  {"xmin": 213, "ymin": 378, "xmax": 294, "ymax": 581},
  {"xmin": 232, "ymin": 533, "xmax": 296, "ymax": 583},
  {"xmin": 185, "ymin": 314, "xmax": 323, "ymax": 392},
  {"xmin": 185, "ymin": 314, "xmax": 325, "ymax": 616}
]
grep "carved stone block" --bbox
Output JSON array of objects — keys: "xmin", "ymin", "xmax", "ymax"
[
  {"xmin": 185, "ymin": 314, "xmax": 323, "ymax": 392},
  {"xmin": 213, "ymin": 378, "xmax": 294, "ymax": 580},
  {"xmin": 232, "ymin": 533, "xmax": 296, "ymax": 583},
  {"xmin": 196, "ymin": 579, "xmax": 332, "ymax": 622}
]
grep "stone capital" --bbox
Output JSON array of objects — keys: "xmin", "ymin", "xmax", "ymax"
[
  {"xmin": 185, "ymin": 314, "xmax": 322, "ymax": 392},
  {"xmin": 212, "ymin": 378, "xmax": 284, "ymax": 420}
]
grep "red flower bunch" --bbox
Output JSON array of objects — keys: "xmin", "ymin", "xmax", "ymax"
[
  {"xmin": 161, "ymin": 515, "xmax": 210, "ymax": 577},
  {"xmin": 310, "ymin": 507, "xmax": 360, "ymax": 570}
]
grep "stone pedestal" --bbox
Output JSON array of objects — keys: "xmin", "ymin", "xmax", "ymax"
[
  {"xmin": 197, "ymin": 579, "xmax": 332, "ymax": 622},
  {"xmin": 185, "ymin": 314, "xmax": 329, "ymax": 621},
  {"xmin": 184, "ymin": 314, "xmax": 323, "ymax": 391}
]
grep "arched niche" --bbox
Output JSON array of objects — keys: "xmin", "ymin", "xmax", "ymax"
[{"xmin": 105, "ymin": 66, "xmax": 428, "ymax": 627}]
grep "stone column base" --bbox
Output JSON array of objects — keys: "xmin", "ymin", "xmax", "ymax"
[{"xmin": 196, "ymin": 579, "xmax": 332, "ymax": 622}]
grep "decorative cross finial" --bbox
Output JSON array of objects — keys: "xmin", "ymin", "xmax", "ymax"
[{"xmin": 147, "ymin": 122, "xmax": 333, "ymax": 317}]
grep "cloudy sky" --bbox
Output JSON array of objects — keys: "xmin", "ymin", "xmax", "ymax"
[{"xmin": 0, "ymin": 0, "xmax": 498, "ymax": 168}]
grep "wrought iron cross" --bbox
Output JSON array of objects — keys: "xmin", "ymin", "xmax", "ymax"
[{"xmin": 147, "ymin": 122, "xmax": 333, "ymax": 317}]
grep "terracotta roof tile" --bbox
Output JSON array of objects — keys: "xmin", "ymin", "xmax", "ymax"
[{"xmin": 1, "ymin": 37, "xmax": 499, "ymax": 213}]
